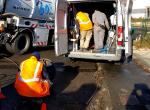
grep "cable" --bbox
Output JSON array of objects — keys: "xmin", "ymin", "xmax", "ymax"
[{"xmin": 2, "ymin": 56, "xmax": 20, "ymax": 71}]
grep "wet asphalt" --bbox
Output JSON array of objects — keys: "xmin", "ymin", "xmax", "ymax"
[
  {"xmin": 0, "ymin": 47, "xmax": 98, "ymax": 110},
  {"xmin": 102, "ymin": 62, "xmax": 150, "ymax": 110},
  {"xmin": 0, "ymin": 47, "xmax": 150, "ymax": 110}
]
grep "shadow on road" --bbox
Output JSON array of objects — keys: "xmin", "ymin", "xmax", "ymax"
[
  {"xmin": 126, "ymin": 83, "xmax": 150, "ymax": 110},
  {"xmin": 54, "ymin": 64, "xmax": 80, "ymax": 94},
  {"xmin": 0, "ymin": 63, "xmax": 99, "ymax": 110},
  {"xmin": 52, "ymin": 83, "xmax": 98, "ymax": 110}
]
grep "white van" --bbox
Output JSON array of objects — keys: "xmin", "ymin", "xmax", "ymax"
[{"xmin": 54, "ymin": 0, "xmax": 133, "ymax": 62}]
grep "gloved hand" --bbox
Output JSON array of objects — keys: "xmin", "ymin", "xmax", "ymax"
[{"xmin": 76, "ymin": 34, "xmax": 79, "ymax": 39}]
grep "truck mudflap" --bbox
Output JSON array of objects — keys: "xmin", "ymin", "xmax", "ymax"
[{"xmin": 68, "ymin": 52, "xmax": 122, "ymax": 61}]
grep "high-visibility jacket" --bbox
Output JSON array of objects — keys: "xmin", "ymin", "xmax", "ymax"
[
  {"xmin": 76, "ymin": 11, "xmax": 93, "ymax": 31},
  {"xmin": 15, "ymin": 56, "xmax": 50, "ymax": 97}
]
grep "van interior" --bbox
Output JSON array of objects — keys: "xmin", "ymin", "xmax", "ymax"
[{"xmin": 68, "ymin": 1, "xmax": 117, "ymax": 54}]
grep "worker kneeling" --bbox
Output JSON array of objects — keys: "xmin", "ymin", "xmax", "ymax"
[{"xmin": 15, "ymin": 52, "xmax": 53, "ymax": 98}]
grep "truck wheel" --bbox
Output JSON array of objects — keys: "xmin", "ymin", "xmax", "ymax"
[{"xmin": 6, "ymin": 33, "xmax": 31, "ymax": 54}]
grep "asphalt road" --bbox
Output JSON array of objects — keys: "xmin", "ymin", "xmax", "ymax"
[
  {"xmin": 0, "ymin": 47, "xmax": 150, "ymax": 110},
  {"xmin": 102, "ymin": 62, "xmax": 150, "ymax": 110},
  {"xmin": 0, "ymin": 47, "xmax": 101, "ymax": 110}
]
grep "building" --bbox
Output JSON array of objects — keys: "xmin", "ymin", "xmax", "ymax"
[{"xmin": 132, "ymin": 0, "xmax": 150, "ymax": 18}]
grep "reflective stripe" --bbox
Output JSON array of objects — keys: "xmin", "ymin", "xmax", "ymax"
[
  {"xmin": 118, "ymin": 34, "xmax": 123, "ymax": 41},
  {"xmin": 34, "ymin": 62, "xmax": 41, "ymax": 78},
  {"xmin": 20, "ymin": 61, "xmax": 25, "ymax": 72},
  {"xmin": 33, "ymin": 42, "xmax": 47, "ymax": 46},
  {"xmin": 18, "ymin": 62, "xmax": 41, "ymax": 83},
  {"xmin": 31, "ymin": 24, "xmax": 38, "ymax": 28},
  {"xmin": 79, "ymin": 20, "xmax": 91, "ymax": 24},
  {"xmin": 19, "ymin": 77, "xmax": 40, "ymax": 82}
]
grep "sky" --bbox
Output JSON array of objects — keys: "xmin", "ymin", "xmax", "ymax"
[
  {"xmin": 132, "ymin": 0, "xmax": 150, "ymax": 18},
  {"xmin": 133, "ymin": 0, "xmax": 150, "ymax": 9}
]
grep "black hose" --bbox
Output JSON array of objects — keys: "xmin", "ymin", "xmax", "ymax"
[{"xmin": 0, "ymin": 54, "xmax": 20, "ymax": 71}]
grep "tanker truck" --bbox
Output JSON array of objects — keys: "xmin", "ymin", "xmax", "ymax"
[{"xmin": 0, "ymin": 0, "xmax": 55, "ymax": 54}]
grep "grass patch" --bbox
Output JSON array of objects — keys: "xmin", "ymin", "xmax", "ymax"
[
  {"xmin": 133, "ymin": 33, "xmax": 150, "ymax": 49},
  {"xmin": 132, "ymin": 18, "xmax": 150, "ymax": 22}
]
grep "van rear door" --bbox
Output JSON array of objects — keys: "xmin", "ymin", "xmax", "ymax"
[
  {"xmin": 124, "ymin": 0, "xmax": 133, "ymax": 59},
  {"xmin": 55, "ymin": 0, "xmax": 68, "ymax": 56}
]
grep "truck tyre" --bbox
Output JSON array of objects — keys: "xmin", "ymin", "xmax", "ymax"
[{"xmin": 6, "ymin": 33, "xmax": 31, "ymax": 54}]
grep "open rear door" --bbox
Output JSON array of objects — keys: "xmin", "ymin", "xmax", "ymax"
[
  {"xmin": 55, "ymin": 0, "xmax": 68, "ymax": 56},
  {"xmin": 124, "ymin": 0, "xmax": 133, "ymax": 60}
]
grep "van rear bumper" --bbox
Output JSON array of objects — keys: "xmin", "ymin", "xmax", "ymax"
[{"xmin": 68, "ymin": 51, "xmax": 122, "ymax": 61}]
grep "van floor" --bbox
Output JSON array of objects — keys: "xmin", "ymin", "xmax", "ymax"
[
  {"xmin": 70, "ymin": 48, "xmax": 116, "ymax": 54},
  {"xmin": 69, "ymin": 36, "xmax": 116, "ymax": 54},
  {"xmin": 68, "ymin": 49, "xmax": 120, "ymax": 61}
]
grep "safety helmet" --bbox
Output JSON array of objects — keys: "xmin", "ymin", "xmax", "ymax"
[{"xmin": 32, "ymin": 51, "xmax": 41, "ymax": 60}]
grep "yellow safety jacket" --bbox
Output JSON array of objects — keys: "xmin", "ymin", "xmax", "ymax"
[
  {"xmin": 76, "ymin": 11, "xmax": 93, "ymax": 31},
  {"xmin": 15, "ymin": 56, "xmax": 50, "ymax": 97}
]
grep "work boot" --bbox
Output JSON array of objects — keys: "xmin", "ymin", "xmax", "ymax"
[
  {"xmin": 92, "ymin": 49, "xmax": 100, "ymax": 53},
  {"xmin": 79, "ymin": 48, "xmax": 83, "ymax": 52},
  {"xmin": 82, "ymin": 48, "xmax": 88, "ymax": 52}
]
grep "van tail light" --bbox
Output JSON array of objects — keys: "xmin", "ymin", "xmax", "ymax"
[{"xmin": 117, "ymin": 26, "xmax": 123, "ymax": 46}]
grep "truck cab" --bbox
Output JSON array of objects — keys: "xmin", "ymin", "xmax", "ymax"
[
  {"xmin": 55, "ymin": 0, "xmax": 133, "ymax": 62},
  {"xmin": 0, "ymin": 0, "xmax": 55, "ymax": 54}
]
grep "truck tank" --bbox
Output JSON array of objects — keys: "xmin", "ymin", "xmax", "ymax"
[
  {"xmin": 3, "ymin": 0, "xmax": 55, "ymax": 21},
  {"xmin": 0, "ymin": 0, "xmax": 5, "ymax": 13}
]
